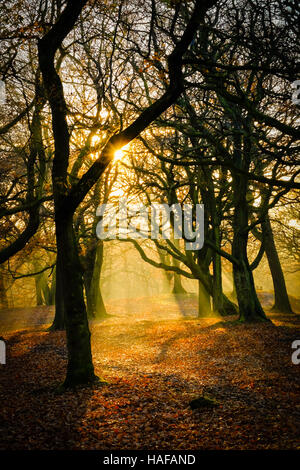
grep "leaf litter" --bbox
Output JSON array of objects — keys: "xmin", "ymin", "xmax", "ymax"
[{"xmin": 0, "ymin": 296, "xmax": 299, "ymax": 450}]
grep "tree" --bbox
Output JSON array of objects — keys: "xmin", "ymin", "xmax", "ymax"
[
  {"xmin": 38, "ymin": 0, "xmax": 218, "ymax": 387},
  {"xmin": 261, "ymin": 215, "xmax": 293, "ymax": 313}
]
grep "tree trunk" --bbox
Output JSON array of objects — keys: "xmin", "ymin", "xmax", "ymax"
[
  {"xmin": 49, "ymin": 256, "xmax": 65, "ymax": 330},
  {"xmin": 83, "ymin": 244, "xmax": 96, "ymax": 318},
  {"xmin": 0, "ymin": 266, "xmax": 8, "ymax": 309},
  {"xmin": 86, "ymin": 241, "xmax": 108, "ymax": 319},
  {"xmin": 35, "ymin": 269, "xmax": 52, "ymax": 306},
  {"xmin": 33, "ymin": 261, "xmax": 46, "ymax": 306},
  {"xmin": 219, "ymin": 293, "xmax": 238, "ymax": 316},
  {"xmin": 56, "ymin": 214, "xmax": 97, "ymax": 387},
  {"xmin": 35, "ymin": 274, "xmax": 44, "ymax": 306},
  {"xmin": 48, "ymin": 268, "xmax": 56, "ymax": 305},
  {"xmin": 230, "ymin": 274, "xmax": 237, "ymax": 301},
  {"xmin": 198, "ymin": 280, "xmax": 211, "ymax": 317},
  {"xmin": 232, "ymin": 174, "xmax": 268, "ymax": 322},
  {"xmin": 233, "ymin": 257, "xmax": 267, "ymax": 322},
  {"xmin": 195, "ymin": 240, "xmax": 237, "ymax": 317},
  {"xmin": 261, "ymin": 215, "xmax": 293, "ymax": 313},
  {"xmin": 41, "ymin": 275, "xmax": 52, "ymax": 306},
  {"xmin": 212, "ymin": 224, "xmax": 223, "ymax": 313},
  {"xmin": 172, "ymin": 272, "xmax": 187, "ymax": 295}
]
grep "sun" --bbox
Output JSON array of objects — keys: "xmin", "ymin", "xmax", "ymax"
[
  {"xmin": 113, "ymin": 143, "xmax": 130, "ymax": 161},
  {"xmin": 114, "ymin": 149, "xmax": 123, "ymax": 161}
]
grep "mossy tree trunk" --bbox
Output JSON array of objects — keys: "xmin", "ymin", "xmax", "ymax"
[
  {"xmin": 34, "ymin": 263, "xmax": 53, "ymax": 307},
  {"xmin": 197, "ymin": 280, "xmax": 211, "ymax": 317},
  {"xmin": 172, "ymin": 272, "xmax": 187, "ymax": 294},
  {"xmin": 211, "ymin": 223, "xmax": 224, "ymax": 313},
  {"xmin": 232, "ymin": 172, "xmax": 268, "ymax": 322},
  {"xmin": 35, "ymin": 273, "xmax": 44, "ymax": 306},
  {"xmin": 261, "ymin": 215, "xmax": 293, "ymax": 313}
]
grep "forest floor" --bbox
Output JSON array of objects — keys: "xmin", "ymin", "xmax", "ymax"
[{"xmin": 0, "ymin": 293, "xmax": 300, "ymax": 450}]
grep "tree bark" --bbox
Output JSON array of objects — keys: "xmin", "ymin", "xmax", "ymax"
[
  {"xmin": 232, "ymin": 173, "xmax": 268, "ymax": 322},
  {"xmin": 56, "ymin": 214, "xmax": 97, "ymax": 386},
  {"xmin": 172, "ymin": 272, "xmax": 187, "ymax": 295},
  {"xmin": 35, "ymin": 274, "xmax": 44, "ymax": 306},
  {"xmin": 85, "ymin": 241, "xmax": 108, "ymax": 319},
  {"xmin": 261, "ymin": 215, "xmax": 293, "ymax": 313},
  {"xmin": 211, "ymin": 224, "xmax": 223, "ymax": 313},
  {"xmin": 33, "ymin": 261, "xmax": 52, "ymax": 306},
  {"xmin": 0, "ymin": 266, "xmax": 9, "ymax": 309},
  {"xmin": 49, "ymin": 258, "xmax": 65, "ymax": 331},
  {"xmin": 198, "ymin": 280, "xmax": 211, "ymax": 317}
]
